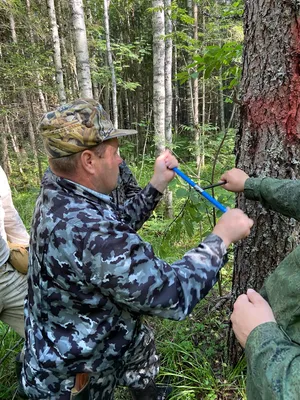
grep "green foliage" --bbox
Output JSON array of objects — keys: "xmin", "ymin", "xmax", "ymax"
[
  {"xmin": 177, "ymin": 42, "xmax": 242, "ymax": 88},
  {"xmin": 0, "ymin": 323, "xmax": 23, "ymax": 400}
]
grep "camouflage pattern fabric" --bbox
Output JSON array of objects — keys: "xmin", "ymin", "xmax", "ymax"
[
  {"xmin": 111, "ymin": 161, "xmax": 141, "ymax": 208},
  {"xmin": 39, "ymin": 98, "xmax": 137, "ymax": 159},
  {"xmin": 22, "ymin": 168, "xmax": 227, "ymax": 399},
  {"xmin": 244, "ymin": 177, "xmax": 300, "ymax": 400}
]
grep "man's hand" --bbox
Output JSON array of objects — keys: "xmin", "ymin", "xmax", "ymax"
[
  {"xmin": 150, "ymin": 150, "xmax": 179, "ymax": 193},
  {"xmin": 220, "ymin": 168, "xmax": 249, "ymax": 193},
  {"xmin": 213, "ymin": 209, "xmax": 253, "ymax": 247},
  {"xmin": 231, "ymin": 289, "xmax": 276, "ymax": 348}
]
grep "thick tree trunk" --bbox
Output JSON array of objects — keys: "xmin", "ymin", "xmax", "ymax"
[
  {"xmin": 228, "ymin": 2, "xmax": 300, "ymax": 364},
  {"xmin": 69, "ymin": 0, "xmax": 93, "ymax": 98}
]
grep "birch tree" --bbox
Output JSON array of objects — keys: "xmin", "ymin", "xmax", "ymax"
[
  {"xmin": 47, "ymin": 0, "xmax": 67, "ymax": 104},
  {"xmin": 103, "ymin": 0, "xmax": 118, "ymax": 127},
  {"xmin": 152, "ymin": 0, "xmax": 165, "ymax": 154},
  {"xmin": 69, "ymin": 0, "xmax": 93, "ymax": 98},
  {"xmin": 165, "ymin": 0, "xmax": 173, "ymax": 218}
]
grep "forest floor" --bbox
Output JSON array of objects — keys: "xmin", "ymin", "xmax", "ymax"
[{"xmin": 113, "ymin": 283, "xmax": 246, "ymax": 400}]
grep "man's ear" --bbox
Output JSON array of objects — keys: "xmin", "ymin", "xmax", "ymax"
[{"xmin": 80, "ymin": 150, "xmax": 97, "ymax": 175}]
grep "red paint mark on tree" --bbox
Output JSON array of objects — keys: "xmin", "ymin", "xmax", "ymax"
[{"xmin": 245, "ymin": 17, "xmax": 300, "ymax": 139}]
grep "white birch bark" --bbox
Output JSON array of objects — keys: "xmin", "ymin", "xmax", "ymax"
[
  {"xmin": 164, "ymin": 0, "xmax": 173, "ymax": 218},
  {"xmin": 152, "ymin": 0, "xmax": 165, "ymax": 154},
  {"xmin": 104, "ymin": 0, "xmax": 118, "ymax": 127},
  {"xmin": 165, "ymin": 0, "xmax": 172, "ymax": 146},
  {"xmin": 69, "ymin": 0, "xmax": 93, "ymax": 98},
  {"xmin": 47, "ymin": 0, "xmax": 67, "ymax": 104}
]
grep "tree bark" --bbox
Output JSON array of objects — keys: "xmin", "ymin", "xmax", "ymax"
[
  {"xmin": 104, "ymin": 0, "xmax": 118, "ymax": 127},
  {"xmin": 47, "ymin": 0, "xmax": 67, "ymax": 104},
  {"xmin": 152, "ymin": 0, "xmax": 165, "ymax": 155},
  {"xmin": 228, "ymin": 1, "xmax": 300, "ymax": 364},
  {"xmin": 69, "ymin": 0, "xmax": 93, "ymax": 98},
  {"xmin": 164, "ymin": 0, "xmax": 173, "ymax": 218}
]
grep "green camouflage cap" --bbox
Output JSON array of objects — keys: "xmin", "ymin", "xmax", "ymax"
[{"xmin": 39, "ymin": 98, "xmax": 137, "ymax": 159}]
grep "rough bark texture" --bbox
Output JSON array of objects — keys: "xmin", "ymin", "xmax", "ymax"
[{"xmin": 228, "ymin": 1, "xmax": 300, "ymax": 364}]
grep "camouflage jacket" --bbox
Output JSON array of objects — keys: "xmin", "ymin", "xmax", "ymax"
[
  {"xmin": 111, "ymin": 161, "xmax": 141, "ymax": 207},
  {"xmin": 244, "ymin": 177, "xmax": 300, "ymax": 400},
  {"xmin": 23, "ymin": 168, "xmax": 227, "ymax": 392}
]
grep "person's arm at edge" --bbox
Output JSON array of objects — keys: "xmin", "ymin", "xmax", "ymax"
[
  {"xmin": 244, "ymin": 177, "xmax": 300, "ymax": 221},
  {"xmin": 246, "ymin": 321, "xmax": 300, "ymax": 399},
  {"xmin": 0, "ymin": 166, "xmax": 29, "ymax": 245}
]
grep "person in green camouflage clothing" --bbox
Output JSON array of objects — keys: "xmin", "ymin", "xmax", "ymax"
[
  {"xmin": 21, "ymin": 99, "xmax": 253, "ymax": 400},
  {"xmin": 221, "ymin": 167, "xmax": 300, "ymax": 400}
]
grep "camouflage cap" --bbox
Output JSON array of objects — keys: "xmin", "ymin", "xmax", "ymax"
[{"xmin": 39, "ymin": 98, "xmax": 137, "ymax": 159}]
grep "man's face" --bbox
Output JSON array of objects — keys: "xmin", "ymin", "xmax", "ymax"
[{"xmin": 93, "ymin": 138, "xmax": 123, "ymax": 194}]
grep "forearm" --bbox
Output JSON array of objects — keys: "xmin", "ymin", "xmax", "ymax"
[
  {"xmin": 245, "ymin": 177, "xmax": 300, "ymax": 220},
  {"xmin": 246, "ymin": 322, "xmax": 300, "ymax": 400},
  {"xmin": 97, "ymin": 233, "xmax": 227, "ymax": 320}
]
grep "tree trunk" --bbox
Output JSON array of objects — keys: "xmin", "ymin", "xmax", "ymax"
[
  {"xmin": 164, "ymin": 0, "xmax": 173, "ymax": 218},
  {"xmin": 152, "ymin": 0, "xmax": 165, "ymax": 155},
  {"xmin": 104, "ymin": 0, "xmax": 118, "ymax": 127},
  {"xmin": 69, "ymin": 0, "xmax": 93, "ymax": 98},
  {"xmin": 228, "ymin": 1, "xmax": 300, "ymax": 365},
  {"xmin": 47, "ymin": 0, "xmax": 67, "ymax": 104},
  {"xmin": 26, "ymin": 0, "xmax": 47, "ymax": 112},
  {"xmin": 9, "ymin": 10, "xmax": 39, "ymax": 173}
]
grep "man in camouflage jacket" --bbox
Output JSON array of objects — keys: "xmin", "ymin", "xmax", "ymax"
[
  {"xmin": 22, "ymin": 99, "xmax": 253, "ymax": 400},
  {"xmin": 221, "ymin": 168, "xmax": 300, "ymax": 400}
]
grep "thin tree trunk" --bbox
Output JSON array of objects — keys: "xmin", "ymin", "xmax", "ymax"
[
  {"xmin": 26, "ymin": 0, "xmax": 47, "ymax": 112},
  {"xmin": 193, "ymin": 2, "xmax": 200, "ymax": 175},
  {"xmin": 9, "ymin": 10, "xmax": 39, "ymax": 174},
  {"xmin": 152, "ymin": 0, "xmax": 165, "ymax": 155},
  {"xmin": 164, "ymin": 0, "xmax": 173, "ymax": 218},
  {"xmin": 47, "ymin": 0, "xmax": 67, "ymax": 104},
  {"xmin": 69, "ymin": 0, "xmax": 93, "ymax": 98},
  {"xmin": 104, "ymin": 0, "xmax": 118, "ymax": 127}
]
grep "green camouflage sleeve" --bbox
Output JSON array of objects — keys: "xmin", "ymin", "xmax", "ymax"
[
  {"xmin": 245, "ymin": 321, "xmax": 300, "ymax": 400},
  {"xmin": 245, "ymin": 177, "xmax": 300, "ymax": 220}
]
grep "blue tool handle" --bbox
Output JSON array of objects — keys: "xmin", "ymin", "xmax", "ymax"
[
  {"xmin": 173, "ymin": 167, "xmax": 196, "ymax": 188},
  {"xmin": 199, "ymin": 190, "xmax": 227, "ymax": 213},
  {"xmin": 173, "ymin": 167, "xmax": 227, "ymax": 213}
]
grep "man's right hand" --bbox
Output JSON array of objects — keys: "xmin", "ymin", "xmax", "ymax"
[
  {"xmin": 220, "ymin": 168, "xmax": 249, "ymax": 193},
  {"xmin": 213, "ymin": 208, "xmax": 253, "ymax": 247}
]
